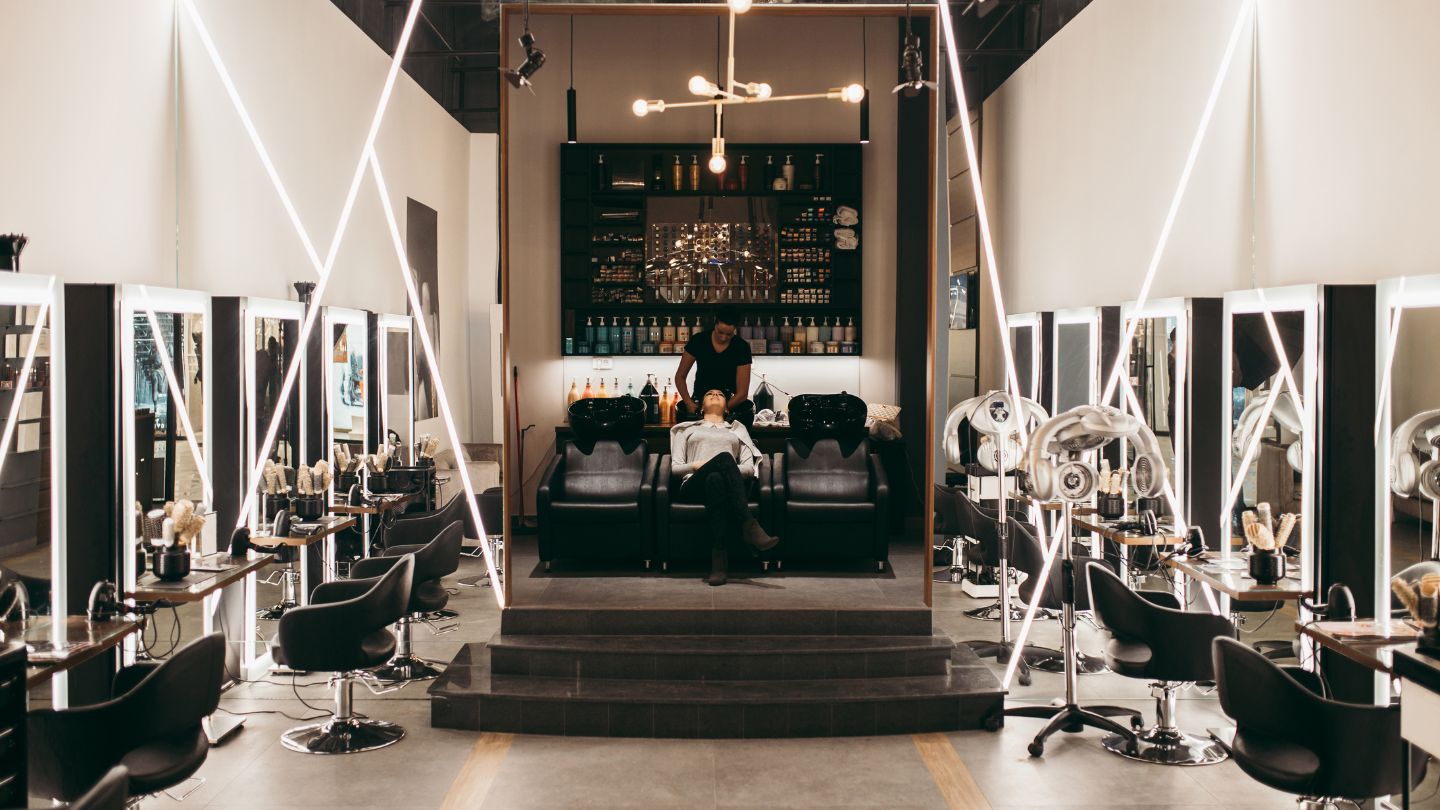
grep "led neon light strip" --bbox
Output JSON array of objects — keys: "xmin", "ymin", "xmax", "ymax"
[
  {"xmin": 1098, "ymin": 0, "xmax": 1255, "ymax": 407},
  {"xmin": 368, "ymin": 151, "xmax": 504, "ymax": 602},
  {"xmin": 1374, "ymin": 281, "xmax": 1405, "ymax": 440},
  {"xmin": 137, "ymin": 287, "xmax": 215, "ymax": 505},
  {"xmin": 1254, "ymin": 289, "xmax": 1309, "ymax": 426},
  {"xmin": 0, "ymin": 294, "xmax": 52, "ymax": 482},
  {"xmin": 216, "ymin": 0, "xmax": 428, "ymax": 531}
]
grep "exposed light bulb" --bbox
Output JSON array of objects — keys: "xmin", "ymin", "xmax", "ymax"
[
  {"xmin": 708, "ymin": 153, "xmax": 728, "ymax": 174},
  {"xmin": 689, "ymin": 75, "xmax": 715, "ymax": 96},
  {"xmin": 841, "ymin": 83, "xmax": 866, "ymax": 104},
  {"xmin": 746, "ymin": 81, "xmax": 772, "ymax": 99},
  {"xmin": 728, "ymin": 0, "xmax": 752, "ymax": 13},
  {"xmin": 632, "ymin": 99, "xmax": 650, "ymax": 117}
]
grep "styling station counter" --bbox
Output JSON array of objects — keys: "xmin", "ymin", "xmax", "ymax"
[{"xmin": 1396, "ymin": 648, "xmax": 1440, "ymax": 806}]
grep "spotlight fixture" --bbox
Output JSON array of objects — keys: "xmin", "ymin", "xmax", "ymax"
[
  {"xmin": 627, "ymin": 2, "xmax": 864, "ymax": 144},
  {"xmin": 505, "ymin": 1, "xmax": 545, "ymax": 92},
  {"xmin": 893, "ymin": 2, "xmax": 936, "ymax": 98}
]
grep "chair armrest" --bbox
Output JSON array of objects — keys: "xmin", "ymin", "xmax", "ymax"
[
  {"xmin": 655, "ymin": 455, "xmax": 674, "ymax": 507},
  {"xmin": 770, "ymin": 453, "xmax": 785, "ymax": 537},
  {"xmin": 112, "ymin": 661, "xmax": 162, "ymax": 697},
  {"xmin": 640, "ymin": 453, "xmax": 658, "ymax": 542},
  {"xmin": 757, "ymin": 454, "xmax": 772, "ymax": 527},
  {"xmin": 382, "ymin": 543, "xmax": 429, "ymax": 558},
  {"xmin": 350, "ymin": 555, "xmax": 404, "ymax": 580},
  {"xmin": 1137, "ymin": 590, "xmax": 1182, "ymax": 610},
  {"xmin": 870, "ymin": 453, "xmax": 890, "ymax": 546},
  {"xmin": 536, "ymin": 452, "xmax": 564, "ymax": 512},
  {"xmin": 310, "ymin": 572, "xmax": 389, "ymax": 605}
]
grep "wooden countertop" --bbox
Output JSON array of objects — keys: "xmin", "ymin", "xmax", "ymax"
[
  {"xmin": 131, "ymin": 552, "xmax": 275, "ymax": 603},
  {"xmin": 2, "ymin": 616, "xmax": 142, "ymax": 689}
]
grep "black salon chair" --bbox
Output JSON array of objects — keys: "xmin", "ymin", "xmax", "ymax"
[
  {"xmin": 537, "ymin": 439, "xmax": 659, "ymax": 568},
  {"xmin": 385, "ymin": 492, "xmax": 481, "ymax": 617},
  {"xmin": 656, "ymin": 454, "xmax": 771, "ymax": 569},
  {"xmin": 1008, "ymin": 517, "xmax": 1113, "ymax": 676},
  {"xmin": 349, "ymin": 521, "xmax": 463, "ymax": 682},
  {"xmin": 28, "ymin": 633, "xmax": 224, "ymax": 803},
  {"xmin": 270, "ymin": 556, "xmax": 414, "ymax": 754},
  {"xmin": 1213, "ymin": 636, "xmax": 1427, "ymax": 803},
  {"xmin": 770, "ymin": 437, "xmax": 889, "ymax": 570},
  {"xmin": 950, "ymin": 493, "xmax": 1042, "ymax": 621},
  {"xmin": 1087, "ymin": 565, "xmax": 1234, "ymax": 764},
  {"xmin": 69, "ymin": 766, "xmax": 130, "ymax": 810}
]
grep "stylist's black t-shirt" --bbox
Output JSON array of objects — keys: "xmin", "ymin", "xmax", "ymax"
[{"xmin": 684, "ymin": 329, "xmax": 752, "ymax": 397}]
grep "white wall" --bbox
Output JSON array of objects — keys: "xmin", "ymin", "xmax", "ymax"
[
  {"xmin": 0, "ymin": 0, "xmax": 485, "ymax": 442},
  {"xmin": 506, "ymin": 10, "xmax": 901, "ymax": 497},
  {"xmin": 0, "ymin": 1, "xmax": 177, "ymax": 284},
  {"xmin": 976, "ymin": 0, "xmax": 1440, "ymax": 391},
  {"xmin": 469, "ymin": 134, "xmax": 502, "ymax": 443}
]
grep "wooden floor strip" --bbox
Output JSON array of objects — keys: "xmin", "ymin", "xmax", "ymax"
[
  {"xmin": 913, "ymin": 733, "xmax": 992, "ymax": 810},
  {"xmin": 441, "ymin": 732, "xmax": 514, "ymax": 810}
]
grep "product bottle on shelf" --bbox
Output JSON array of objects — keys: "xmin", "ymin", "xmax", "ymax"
[
  {"xmin": 779, "ymin": 316, "xmax": 793, "ymax": 345},
  {"xmin": 648, "ymin": 316, "xmax": 661, "ymax": 345},
  {"xmin": 612, "ymin": 377, "xmax": 620, "ymax": 397},
  {"xmin": 739, "ymin": 317, "xmax": 751, "ymax": 341},
  {"xmin": 596, "ymin": 153, "xmax": 608, "ymax": 191},
  {"xmin": 692, "ymin": 316, "xmax": 704, "ymax": 338},
  {"xmin": 818, "ymin": 316, "xmax": 832, "ymax": 342},
  {"xmin": 765, "ymin": 316, "xmax": 779, "ymax": 342},
  {"xmin": 659, "ymin": 380, "xmax": 674, "ymax": 426},
  {"xmin": 566, "ymin": 378, "xmax": 580, "ymax": 420},
  {"xmin": 597, "ymin": 378, "xmax": 609, "ymax": 398},
  {"xmin": 620, "ymin": 317, "xmax": 634, "ymax": 354},
  {"xmin": 595, "ymin": 317, "xmax": 610, "ymax": 346},
  {"xmin": 641, "ymin": 374, "xmax": 660, "ymax": 423},
  {"xmin": 739, "ymin": 155, "xmax": 750, "ymax": 191},
  {"xmin": 662, "ymin": 316, "xmax": 676, "ymax": 344},
  {"xmin": 672, "ymin": 155, "xmax": 683, "ymax": 190},
  {"xmin": 782, "ymin": 155, "xmax": 795, "ymax": 189},
  {"xmin": 677, "ymin": 316, "xmax": 689, "ymax": 343},
  {"xmin": 844, "ymin": 316, "xmax": 856, "ymax": 342},
  {"xmin": 764, "ymin": 155, "xmax": 776, "ymax": 188},
  {"xmin": 582, "ymin": 378, "xmax": 595, "ymax": 399},
  {"xmin": 689, "ymin": 155, "xmax": 700, "ymax": 191},
  {"xmin": 584, "ymin": 316, "xmax": 596, "ymax": 346},
  {"xmin": 626, "ymin": 377, "xmax": 635, "ymax": 397},
  {"xmin": 805, "ymin": 316, "xmax": 820, "ymax": 345},
  {"xmin": 651, "ymin": 155, "xmax": 664, "ymax": 190},
  {"xmin": 814, "ymin": 153, "xmax": 823, "ymax": 190}
]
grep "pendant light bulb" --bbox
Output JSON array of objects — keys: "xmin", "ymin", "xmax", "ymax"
[
  {"xmin": 632, "ymin": 99, "xmax": 650, "ymax": 117},
  {"xmin": 728, "ymin": 0, "xmax": 752, "ymax": 14},
  {"xmin": 689, "ymin": 75, "xmax": 717, "ymax": 96},
  {"xmin": 708, "ymin": 152, "xmax": 728, "ymax": 174},
  {"xmin": 745, "ymin": 81, "xmax": 772, "ymax": 99},
  {"xmin": 840, "ymin": 83, "xmax": 866, "ymax": 104}
]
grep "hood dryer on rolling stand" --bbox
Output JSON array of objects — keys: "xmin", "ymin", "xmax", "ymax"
[
  {"xmin": 1000, "ymin": 405, "xmax": 1168, "ymax": 759},
  {"xmin": 940, "ymin": 392, "xmax": 1048, "ymax": 686}
]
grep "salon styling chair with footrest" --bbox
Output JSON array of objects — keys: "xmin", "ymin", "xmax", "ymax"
[
  {"xmin": 28, "ymin": 633, "xmax": 225, "ymax": 804},
  {"xmin": 270, "ymin": 556, "xmax": 414, "ymax": 754},
  {"xmin": 68, "ymin": 765, "xmax": 131, "ymax": 810},
  {"xmin": 384, "ymin": 492, "xmax": 481, "ymax": 616},
  {"xmin": 351, "ymin": 521, "xmax": 464, "ymax": 682},
  {"xmin": 1087, "ymin": 565, "xmax": 1233, "ymax": 765}
]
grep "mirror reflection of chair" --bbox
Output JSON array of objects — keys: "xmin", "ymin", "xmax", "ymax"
[
  {"xmin": 352, "ymin": 521, "xmax": 464, "ymax": 682},
  {"xmin": 1212, "ymin": 636, "xmax": 1427, "ymax": 805},
  {"xmin": 270, "ymin": 556, "xmax": 414, "ymax": 754},
  {"xmin": 538, "ymin": 439, "xmax": 658, "ymax": 570},
  {"xmin": 769, "ymin": 436, "xmax": 889, "ymax": 570},
  {"xmin": 28, "ymin": 633, "xmax": 225, "ymax": 804},
  {"xmin": 1087, "ymin": 566, "xmax": 1232, "ymax": 765}
]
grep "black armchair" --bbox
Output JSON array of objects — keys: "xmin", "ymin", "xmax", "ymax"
[
  {"xmin": 28, "ymin": 633, "xmax": 224, "ymax": 803},
  {"xmin": 770, "ymin": 437, "xmax": 889, "ymax": 570},
  {"xmin": 1088, "ymin": 565, "xmax": 1234, "ymax": 765},
  {"xmin": 270, "ymin": 556, "xmax": 414, "ymax": 754},
  {"xmin": 350, "ymin": 521, "xmax": 464, "ymax": 682},
  {"xmin": 655, "ymin": 454, "xmax": 771, "ymax": 569},
  {"xmin": 1212, "ymin": 636, "xmax": 1427, "ymax": 801},
  {"xmin": 537, "ymin": 439, "xmax": 659, "ymax": 568},
  {"xmin": 70, "ymin": 765, "xmax": 130, "ymax": 810},
  {"xmin": 386, "ymin": 492, "xmax": 478, "ymax": 549}
]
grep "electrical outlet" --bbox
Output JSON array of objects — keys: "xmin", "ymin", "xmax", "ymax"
[{"xmin": 592, "ymin": 357, "xmax": 614, "ymax": 370}]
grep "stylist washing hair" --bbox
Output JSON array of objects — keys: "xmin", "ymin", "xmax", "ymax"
[{"xmin": 674, "ymin": 306, "xmax": 754, "ymax": 427}]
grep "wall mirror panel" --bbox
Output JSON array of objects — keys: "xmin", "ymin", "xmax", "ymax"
[
  {"xmin": 378, "ymin": 313, "xmax": 414, "ymax": 458},
  {"xmin": 1007, "ymin": 313, "xmax": 1041, "ymax": 402},
  {"xmin": 1121, "ymin": 299, "xmax": 1186, "ymax": 512},
  {"xmin": 1052, "ymin": 308, "xmax": 1098, "ymax": 414},
  {"xmin": 120, "ymin": 287, "xmax": 214, "ymax": 655},
  {"xmin": 326, "ymin": 307, "xmax": 370, "ymax": 475},
  {"xmin": 1222, "ymin": 286, "xmax": 1318, "ymax": 631},
  {"xmin": 1376, "ymin": 275, "xmax": 1440, "ymax": 619},
  {"xmin": 0, "ymin": 275, "xmax": 62, "ymax": 624}
]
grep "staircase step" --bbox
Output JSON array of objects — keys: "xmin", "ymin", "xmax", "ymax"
[
  {"xmin": 488, "ymin": 634, "xmax": 956, "ymax": 680},
  {"xmin": 500, "ymin": 607, "xmax": 932, "ymax": 637},
  {"xmin": 429, "ymin": 644, "xmax": 1004, "ymax": 738}
]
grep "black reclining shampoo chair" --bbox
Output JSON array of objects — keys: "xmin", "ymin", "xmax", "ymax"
[
  {"xmin": 352, "ymin": 521, "xmax": 464, "ymax": 682},
  {"xmin": 1088, "ymin": 565, "xmax": 1235, "ymax": 765},
  {"xmin": 655, "ymin": 454, "xmax": 771, "ymax": 570},
  {"xmin": 771, "ymin": 436, "xmax": 889, "ymax": 570},
  {"xmin": 271, "ymin": 556, "xmax": 414, "ymax": 754},
  {"xmin": 28, "ymin": 633, "xmax": 225, "ymax": 803},
  {"xmin": 537, "ymin": 439, "xmax": 658, "ymax": 568}
]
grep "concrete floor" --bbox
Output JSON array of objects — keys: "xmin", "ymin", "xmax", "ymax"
[{"xmin": 112, "ymin": 540, "xmax": 1439, "ymax": 809}]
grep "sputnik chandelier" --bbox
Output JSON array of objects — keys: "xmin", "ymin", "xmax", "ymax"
[
  {"xmin": 646, "ymin": 223, "xmax": 774, "ymax": 303},
  {"xmin": 631, "ymin": 0, "xmax": 865, "ymax": 174}
]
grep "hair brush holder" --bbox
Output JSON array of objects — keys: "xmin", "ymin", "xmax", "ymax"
[
  {"xmin": 1419, "ymin": 624, "xmax": 1440, "ymax": 657},
  {"xmin": 1096, "ymin": 493, "xmax": 1126, "ymax": 520},
  {"xmin": 1135, "ymin": 496, "xmax": 1165, "ymax": 517},
  {"xmin": 262, "ymin": 494, "xmax": 290, "ymax": 522},
  {"xmin": 150, "ymin": 547, "xmax": 191, "ymax": 582},
  {"xmin": 290, "ymin": 495, "xmax": 324, "ymax": 520},
  {"xmin": 1248, "ymin": 548, "xmax": 1285, "ymax": 585}
]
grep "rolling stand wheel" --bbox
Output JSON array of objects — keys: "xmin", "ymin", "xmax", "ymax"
[
  {"xmin": 984, "ymin": 713, "xmax": 1003, "ymax": 732},
  {"xmin": 1027, "ymin": 741, "xmax": 1045, "ymax": 758}
]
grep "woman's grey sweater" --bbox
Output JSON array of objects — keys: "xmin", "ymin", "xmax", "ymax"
[{"xmin": 669, "ymin": 419, "xmax": 759, "ymax": 481}]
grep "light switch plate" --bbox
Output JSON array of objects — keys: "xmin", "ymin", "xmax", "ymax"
[{"xmin": 592, "ymin": 357, "xmax": 614, "ymax": 370}]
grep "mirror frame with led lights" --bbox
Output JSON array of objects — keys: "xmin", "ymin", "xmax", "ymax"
[
  {"xmin": 118, "ymin": 286, "xmax": 214, "ymax": 655},
  {"xmin": 1118, "ymin": 297, "xmax": 1189, "ymax": 526},
  {"xmin": 1220, "ymin": 285, "xmax": 1319, "ymax": 601},
  {"xmin": 1050, "ymin": 307, "xmax": 1100, "ymax": 416},
  {"xmin": 1006, "ymin": 312, "xmax": 1044, "ymax": 404},
  {"xmin": 376, "ymin": 313, "xmax": 414, "ymax": 456},
  {"xmin": 324, "ymin": 307, "xmax": 371, "ymax": 484},
  {"xmin": 0, "ymin": 275, "xmax": 65, "ymax": 625}
]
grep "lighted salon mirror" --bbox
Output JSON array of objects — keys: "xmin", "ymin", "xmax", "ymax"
[
  {"xmin": 377, "ymin": 314, "xmax": 414, "ymax": 459},
  {"xmin": 0, "ymin": 275, "xmax": 63, "ymax": 624},
  {"xmin": 1222, "ymin": 286, "xmax": 1317, "ymax": 622},
  {"xmin": 1052, "ymin": 308, "xmax": 1099, "ymax": 414},
  {"xmin": 1006, "ymin": 312, "xmax": 1041, "ymax": 401},
  {"xmin": 325, "ymin": 308, "xmax": 369, "ymax": 481},
  {"xmin": 1120, "ymin": 299, "xmax": 1187, "ymax": 511},
  {"xmin": 1375, "ymin": 275, "xmax": 1440, "ymax": 620},
  {"xmin": 243, "ymin": 298, "xmax": 305, "ymax": 663},
  {"xmin": 119, "ymin": 287, "xmax": 213, "ymax": 640}
]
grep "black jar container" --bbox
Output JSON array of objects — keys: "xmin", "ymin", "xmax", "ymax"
[
  {"xmin": 1096, "ymin": 493, "xmax": 1126, "ymax": 520},
  {"xmin": 1135, "ymin": 496, "xmax": 1166, "ymax": 518},
  {"xmin": 290, "ymin": 495, "xmax": 324, "ymax": 520},
  {"xmin": 1248, "ymin": 549, "xmax": 1285, "ymax": 585},
  {"xmin": 151, "ymin": 547, "xmax": 191, "ymax": 582}
]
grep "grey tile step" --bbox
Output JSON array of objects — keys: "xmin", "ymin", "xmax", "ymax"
[
  {"xmin": 488, "ymin": 633, "xmax": 957, "ymax": 680},
  {"xmin": 499, "ymin": 607, "xmax": 933, "ymax": 636}
]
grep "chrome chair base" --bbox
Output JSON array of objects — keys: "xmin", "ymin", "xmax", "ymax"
[
  {"xmin": 371, "ymin": 653, "xmax": 445, "ymax": 682},
  {"xmin": 255, "ymin": 603, "xmax": 294, "ymax": 621},
  {"xmin": 281, "ymin": 717, "xmax": 405, "ymax": 755},
  {"xmin": 1027, "ymin": 649, "xmax": 1107, "ymax": 675},
  {"xmin": 1101, "ymin": 727, "xmax": 1227, "ymax": 765}
]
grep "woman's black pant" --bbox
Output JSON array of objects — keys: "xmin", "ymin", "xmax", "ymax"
[{"xmin": 679, "ymin": 453, "xmax": 751, "ymax": 550}]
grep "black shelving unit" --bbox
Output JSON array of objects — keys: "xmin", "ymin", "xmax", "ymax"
[{"xmin": 560, "ymin": 142, "xmax": 864, "ymax": 357}]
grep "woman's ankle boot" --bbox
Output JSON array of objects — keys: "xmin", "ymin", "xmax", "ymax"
[
  {"xmin": 708, "ymin": 547, "xmax": 728, "ymax": 586},
  {"xmin": 741, "ymin": 517, "xmax": 779, "ymax": 552}
]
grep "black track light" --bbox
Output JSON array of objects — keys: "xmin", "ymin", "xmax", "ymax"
[{"xmin": 505, "ymin": 30, "xmax": 546, "ymax": 91}]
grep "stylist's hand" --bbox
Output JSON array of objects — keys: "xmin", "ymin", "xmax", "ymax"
[{"xmin": 681, "ymin": 397, "xmax": 697, "ymax": 413}]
